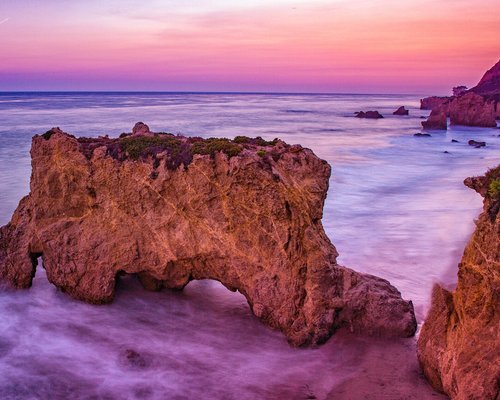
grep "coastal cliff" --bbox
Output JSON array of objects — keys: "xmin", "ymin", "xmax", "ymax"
[
  {"xmin": 421, "ymin": 59, "xmax": 500, "ymax": 128},
  {"xmin": 0, "ymin": 124, "xmax": 417, "ymax": 347},
  {"xmin": 417, "ymin": 166, "xmax": 500, "ymax": 400}
]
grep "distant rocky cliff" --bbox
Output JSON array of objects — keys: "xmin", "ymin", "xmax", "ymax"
[
  {"xmin": 421, "ymin": 59, "xmax": 500, "ymax": 129},
  {"xmin": 0, "ymin": 124, "xmax": 417, "ymax": 346},
  {"xmin": 418, "ymin": 166, "xmax": 500, "ymax": 399}
]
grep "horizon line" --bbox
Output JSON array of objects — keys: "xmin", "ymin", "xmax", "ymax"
[{"xmin": 0, "ymin": 90, "xmax": 434, "ymax": 97}]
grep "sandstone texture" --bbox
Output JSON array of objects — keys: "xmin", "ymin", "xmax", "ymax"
[
  {"xmin": 393, "ymin": 106, "xmax": 409, "ymax": 116},
  {"xmin": 420, "ymin": 96, "xmax": 451, "ymax": 111},
  {"xmin": 0, "ymin": 125, "xmax": 417, "ymax": 346},
  {"xmin": 418, "ymin": 166, "xmax": 500, "ymax": 400},
  {"xmin": 449, "ymin": 92, "xmax": 497, "ymax": 128},
  {"xmin": 355, "ymin": 111, "xmax": 384, "ymax": 119},
  {"xmin": 421, "ymin": 107, "xmax": 447, "ymax": 130}
]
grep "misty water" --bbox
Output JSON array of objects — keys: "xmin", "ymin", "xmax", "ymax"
[{"xmin": 0, "ymin": 92, "xmax": 498, "ymax": 399}]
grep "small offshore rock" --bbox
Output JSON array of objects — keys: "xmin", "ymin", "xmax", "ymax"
[
  {"xmin": 468, "ymin": 140, "xmax": 486, "ymax": 148},
  {"xmin": 393, "ymin": 106, "xmax": 409, "ymax": 115},
  {"xmin": 355, "ymin": 111, "xmax": 384, "ymax": 119}
]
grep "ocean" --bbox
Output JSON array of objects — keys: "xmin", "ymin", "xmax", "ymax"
[{"xmin": 0, "ymin": 92, "xmax": 498, "ymax": 399}]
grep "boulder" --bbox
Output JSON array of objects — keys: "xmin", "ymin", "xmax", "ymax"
[
  {"xmin": 421, "ymin": 108, "xmax": 447, "ymax": 130},
  {"xmin": 0, "ymin": 125, "xmax": 417, "ymax": 347},
  {"xmin": 417, "ymin": 166, "xmax": 500, "ymax": 400},
  {"xmin": 393, "ymin": 106, "xmax": 409, "ymax": 116},
  {"xmin": 449, "ymin": 92, "xmax": 496, "ymax": 128},
  {"xmin": 132, "ymin": 122, "xmax": 153, "ymax": 136},
  {"xmin": 355, "ymin": 111, "xmax": 384, "ymax": 119}
]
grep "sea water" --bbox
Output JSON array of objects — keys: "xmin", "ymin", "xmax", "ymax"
[{"xmin": 0, "ymin": 92, "xmax": 498, "ymax": 399}]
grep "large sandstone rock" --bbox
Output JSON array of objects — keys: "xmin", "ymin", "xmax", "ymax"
[
  {"xmin": 0, "ymin": 126, "xmax": 417, "ymax": 346},
  {"xmin": 421, "ymin": 107, "xmax": 447, "ymax": 130},
  {"xmin": 418, "ymin": 166, "xmax": 500, "ymax": 400},
  {"xmin": 448, "ymin": 92, "xmax": 497, "ymax": 128},
  {"xmin": 420, "ymin": 96, "xmax": 451, "ymax": 111}
]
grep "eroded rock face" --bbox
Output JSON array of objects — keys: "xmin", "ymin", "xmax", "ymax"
[
  {"xmin": 421, "ymin": 107, "xmax": 447, "ymax": 130},
  {"xmin": 0, "ymin": 126, "xmax": 417, "ymax": 346},
  {"xmin": 420, "ymin": 96, "xmax": 451, "ymax": 111},
  {"xmin": 417, "ymin": 166, "xmax": 500, "ymax": 400},
  {"xmin": 448, "ymin": 92, "xmax": 497, "ymax": 128}
]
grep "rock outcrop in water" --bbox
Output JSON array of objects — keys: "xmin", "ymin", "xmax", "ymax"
[
  {"xmin": 393, "ymin": 106, "xmax": 409, "ymax": 116},
  {"xmin": 421, "ymin": 107, "xmax": 447, "ymax": 130},
  {"xmin": 420, "ymin": 96, "xmax": 451, "ymax": 111},
  {"xmin": 417, "ymin": 166, "xmax": 500, "ymax": 400},
  {"xmin": 421, "ymin": 59, "xmax": 500, "ymax": 129},
  {"xmin": 449, "ymin": 92, "xmax": 497, "ymax": 128},
  {"xmin": 355, "ymin": 111, "xmax": 384, "ymax": 119},
  {"xmin": 0, "ymin": 125, "xmax": 417, "ymax": 346}
]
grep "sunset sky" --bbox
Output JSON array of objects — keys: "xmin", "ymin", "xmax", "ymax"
[{"xmin": 1, "ymin": 0, "xmax": 499, "ymax": 94}]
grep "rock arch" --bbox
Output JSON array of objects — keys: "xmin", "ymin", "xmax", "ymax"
[{"xmin": 0, "ymin": 127, "xmax": 416, "ymax": 346}]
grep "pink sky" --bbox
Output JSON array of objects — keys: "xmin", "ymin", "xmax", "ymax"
[{"xmin": 1, "ymin": 0, "xmax": 499, "ymax": 93}]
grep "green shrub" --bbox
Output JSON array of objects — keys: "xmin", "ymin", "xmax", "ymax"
[
  {"xmin": 42, "ymin": 130, "xmax": 54, "ymax": 140},
  {"xmin": 119, "ymin": 136, "xmax": 181, "ymax": 160},
  {"xmin": 191, "ymin": 138, "xmax": 242, "ymax": 158},
  {"xmin": 488, "ymin": 179, "xmax": 500, "ymax": 199},
  {"xmin": 257, "ymin": 150, "xmax": 266, "ymax": 157}
]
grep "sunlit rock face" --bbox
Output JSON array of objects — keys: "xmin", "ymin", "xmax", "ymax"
[
  {"xmin": 0, "ymin": 126, "xmax": 417, "ymax": 346},
  {"xmin": 418, "ymin": 166, "xmax": 500, "ymax": 400}
]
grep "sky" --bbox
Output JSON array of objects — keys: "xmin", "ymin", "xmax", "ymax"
[{"xmin": 0, "ymin": 0, "xmax": 499, "ymax": 94}]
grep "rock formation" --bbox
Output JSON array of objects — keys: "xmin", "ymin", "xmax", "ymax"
[
  {"xmin": 420, "ymin": 96, "xmax": 451, "ymax": 111},
  {"xmin": 0, "ymin": 125, "xmax": 417, "ymax": 347},
  {"xmin": 393, "ymin": 106, "xmax": 409, "ymax": 116},
  {"xmin": 448, "ymin": 92, "xmax": 497, "ymax": 128},
  {"xmin": 417, "ymin": 166, "xmax": 500, "ymax": 400},
  {"xmin": 421, "ymin": 107, "xmax": 447, "ymax": 130},
  {"xmin": 355, "ymin": 111, "xmax": 384, "ymax": 119},
  {"xmin": 420, "ymin": 59, "xmax": 500, "ymax": 129}
]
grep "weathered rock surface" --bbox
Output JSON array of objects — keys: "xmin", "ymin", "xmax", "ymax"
[
  {"xmin": 421, "ymin": 108, "xmax": 447, "ymax": 130},
  {"xmin": 418, "ymin": 166, "xmax": 500, "ymax": 400},
  {"xmin": 420, "ymin": 96, "xmax": 451, "ymax": 111},
  {"xmin": 355, "ymin": 111, "xmax": 384, "ymax": 119},
  {"xmin": 393, "ymin": 106, "xmax": 409, "ymax": 116},
  {"xmin": 0, "ymin": 126, "xmax": 417, "ymax": 346},
  {"xmin": 449, "ymin": 92, "xmax": 497, "ymax": 128},
  {"xmin": 421, "ymin": 59, "xmax": 500, "ymax": 129}
]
